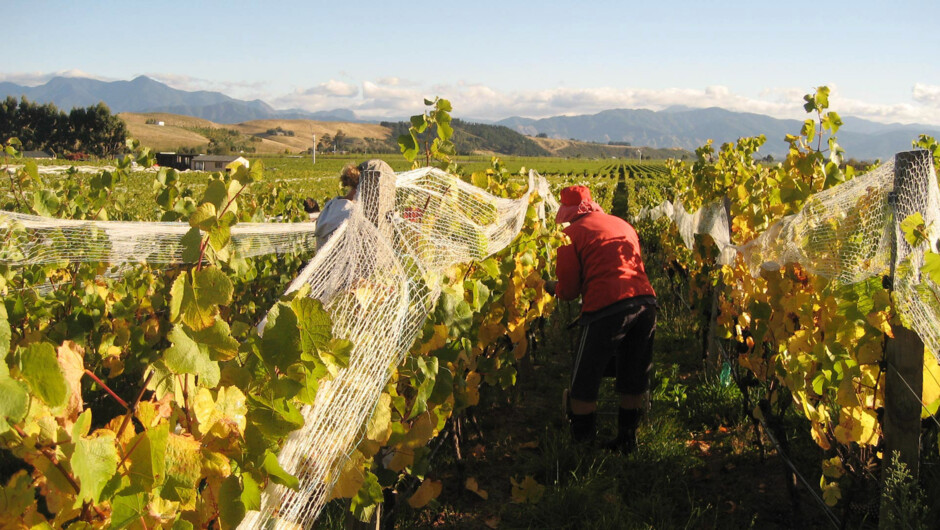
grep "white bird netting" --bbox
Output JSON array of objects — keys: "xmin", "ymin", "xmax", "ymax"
[
  {"xmin": 0, "ymin": 162, "xmax": 554, "ymax": 528},
  {"xmin": 639, "ymin": 151, "xmax": 940, "ymax": 364},
  {"xmin": 0, "ymin": 214, "xmax": 320, "ymax": 265},
  {"xmin": 240, "ymin": 163, "xmax": 552, "ymax": 528}
]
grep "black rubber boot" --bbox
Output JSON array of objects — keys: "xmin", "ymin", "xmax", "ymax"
[
  {"xmin": 603, "ymin": 408, "xmax": 641, "ymax": 454},
  {"xmin": 569, "ymin": 412, "xmax": 596, "ymax": 444}
]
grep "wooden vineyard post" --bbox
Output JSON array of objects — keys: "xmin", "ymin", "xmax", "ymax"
[
  {"xmin": 881, "ymin": 150, "xmax": 929, "ymax": 507},
  {"xmin": 359, "ymin": 159, "xmax": 397, "ymax": 237}
]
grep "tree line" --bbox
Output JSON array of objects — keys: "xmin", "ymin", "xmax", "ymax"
[{"xmin": 0, "ymin": 96, "xmax": 128, "ymax": 158}]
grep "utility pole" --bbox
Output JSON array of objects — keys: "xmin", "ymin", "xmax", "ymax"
[{"xmin": 312, "ymin": 134, "xmax": 316, "ymax": 164}]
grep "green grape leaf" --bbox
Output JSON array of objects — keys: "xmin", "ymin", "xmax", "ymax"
[
  {"xmin": 262, "ymin": 451, "xmax": 299, "ymax": 490},
  {"xmin": 922, "ymin": 252, "xmax": 940, "ymax": 285},
  {"xmin": 110, "ymin": 491, "xmax": 147, "ymax": 529},
  {"xmin": 0, "ymin": 303, "xmax": 11, "ymax": 359},
  {"xmin": 410, "ymin": 114, "xmax": 428, "ymax": 134},
  {"xmin": 18, "ymin": 342, "xmax": 68, "ymax": 408},
  {"xmin": 436, "ymin": 99, "xmax": 453, "ymax": 113},
  {"xmin": 351, "ymin": 472, "xmax": 384, "ymax": 521},
  {"xmin": 163, "ymin": 326, "xmax": 220, "ymax": 388},
  {"xmin": 292, "ymin": 296, "xmax": 333, "ymax": 356},
  {"xmin": 172, "ymin": 519, "xmax": 194, "ymax": 530},
  {"xmin": 437, "ymin": 121, "xmax": 454, "ymax": 142},
  {"xmin": 398, "ymin": 133, "xmax": 418, "ymax": 162},
  {"xmin": 203, "ymin": 179, "xmax": 228, "ymax": 210},
  {"xmin": 408, "ymin": 356, "xmax": 438, "ymax": 418},
  {"xmin": 194, "ymin": 266, "xmax": 233, "ymax": 307},
  {"xmin": 189, "ymin": 317, "xmax": 239, "ymax": 361},
  {"xmin": 900, "ymin": 212, "xmax": 928, "ymax": 248},
  {"xmin": 261, "ymin": 302, "xmax": 301, "ymax": 369},
  {"xmin": 180, "ymin": 226, "xmax": 202, "ymax": 264},
  {"xmin": 247, "ymin": 395, "xmax": 304, "ymax": 438},
  {"xmin": 219, "ymin": 474, "xmax": 247, "ymax": 528},
  {"xmin": 189, "ymin": 203, "xmax": 217, "ymax": 230},
  {"xmin": 70, "ymin": 425, "xmax": 119, "ymax": 504},
  {"xmin": 0, "ymin": 471, "xmax": 35, "ymax": 519},
  {"xmin": 162, "ymin": 433, "xmax": 202, "ymax": 508},
  {"xmin": 127, "ymin": 421, "xmax": 169, "ymax": 491},
  {"xmin": 320, "ymin": 338, "xmax": 352, "ymax": 376},
  {"xmin": 429, "ymin": 364, "xmax": 454, "ymax": 404},
  {"xmin": 241, "ymin": 471, "xmax": 261, "ymax": 510},
  {"xmin": 171, "ymin": 268, "xmax": 233, "ymax": 331}
]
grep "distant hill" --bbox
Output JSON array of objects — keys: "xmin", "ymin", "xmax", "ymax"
[
  {"xmin": 122, "ymin": 112, "xmax": 666, "ymax": 159},
  {"xmin": 497, "ymin": 108, "xmax": 940, "ymax": 161}
]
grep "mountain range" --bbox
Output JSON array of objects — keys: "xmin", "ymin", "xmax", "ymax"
[
  {"xmin": 2, "ymin": 76, "xmax": 938, "ymax": 160},
  {"xmin": 496, "ymin": 108, "xmax": 940, "ymax": 161}
]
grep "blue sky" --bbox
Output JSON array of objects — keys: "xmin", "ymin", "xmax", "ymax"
[{"xmin": 3, "ymin": 0, "xmax": 939, "ymax": 124}]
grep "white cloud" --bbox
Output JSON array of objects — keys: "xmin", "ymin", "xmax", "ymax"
[
  {"xmin": 144, "ymin": 73, "xmax": 268, "ymax": 99},
  {"xmin": 304, "ymin": 80, "xmax": 358, "ymax": 97},
  {"xmin": 913, "ymin": 83, "xmax": 940, "ymax": 107},
  {"xmin": 0, "ymin": 69, "xmax": 109, "ymax": 85},
  {"xmin": 264, "ymin": 79, "xmax": 940, "ymax": 125}
]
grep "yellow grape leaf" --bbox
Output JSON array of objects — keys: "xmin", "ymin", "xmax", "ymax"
[
  {"xmin": 865, "ymin": 311, "xmax": 893, "ymax": 338},
  {"xmin": 922, "ymin": 356, "xmax": 940, "ymax": 417},
  {"xmin": 856, "ymin": 338, "xmax": 883, "ymax": 364},
  {"xmin": 835, "ymin": 377, "xmax": 860, "ymax": 408},
  {"xmin": 477, "ymin": 322, "xmax": 506, "ymax": 350},
  {"xmin": 465, "ymin": 477, "xmax": 488, "ymax": 499},
  {"xmin": 787, "ymin": 329, "xmax": 812, "ymax": 357},
  {"xmin": 57, "ymin": 341, "xmax": 85, "ymax": 425},
  {"xmin": 820, "ymin": 479, "xmax": 841, "ymax": 507},
  {"xmin": 105, "ymin": 414, "xmax": 135, "ymax": 449},
  {"xmin": 508, "ymin": 325, "xmax": 527, "ymax": 359},
  {"xmin": 193, "ymin": 386, "xmax": 247, "ymax": 439},
  {"xmin": 407, "ymin": 478, "xmax": 442, "ymax": 509},
  {"xmin": 0, "ymin": 471, "xmax": 37, "ymax": 525},
  {"xmin": 822, "ymin": 456, "xmax": 844, "ymax": 479},
  {"xmin": 365, "ymin": 393, "xmax": 392, "ymax": 443},
  {"xmin": 329, "ymin": 451, "xmax": 366, "ymax": 500},
  {"xmin": 418, "ymin": 324, "xmax": 449, "ymax": 355},
  {"xmin": 523, "ymin": 269, "xmax": 542, "ymax": 289},
  {"xmin": 201, "ymin": 448, "xmax": 231, "ymax": 478},
  {"xmin": 833, "ymin": 406, "xmax": 878, "ymax": 446},
  {"xmin": 386, "ymin": 450, "xmax": 414, "ymax": 472},
  {"xmin": 510, "ymin": 475, "xmax": 545, "ymax": 504},
  {"xmin": 402, "ymin": 412, "xmax": 436, "ymax": 449},
  {"xmin": 465, "ymin": 372, "xmax": 481, "ymax": 406}
]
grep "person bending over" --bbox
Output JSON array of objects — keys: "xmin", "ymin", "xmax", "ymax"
[
  {"xmin": 314, "ymin": 163, "xmax": 360, "ymax": 248},
  {"xmin": 545, "ymin": 185, "xmax": 657, "ymax": 453}
]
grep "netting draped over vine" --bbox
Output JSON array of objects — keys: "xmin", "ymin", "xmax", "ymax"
[
  {"xmin": 639, "ymin": 151, "xmax": 940, "ymax": 365},
  {"xmin": 0, "ymin": 213, "xmax": 320, "ymax": 265},
  {"xmin": 238, "ymin": 164, "xmax": 552, "ymax": 528}
]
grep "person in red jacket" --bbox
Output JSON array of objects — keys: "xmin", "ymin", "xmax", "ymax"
[{"xmin": 545, "ymin": 185, "xmax": 657, "ymax": 453}]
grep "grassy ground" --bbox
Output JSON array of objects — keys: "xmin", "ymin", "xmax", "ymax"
[{"xmin": 371, "ymin": 295, "xmax": 834, "ymax": 530}]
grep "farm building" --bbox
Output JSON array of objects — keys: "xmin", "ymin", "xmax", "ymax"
[
  {"xmin": 191, "ymin": 155, "xmax": 249, "ymax": 171},
  {"xmin": 156, "ymin": 152, "xmax": 197, "ymax": 171},
  {"xmin": 22, "ymin": 150, "xmax": 54, "ymax": 159}
]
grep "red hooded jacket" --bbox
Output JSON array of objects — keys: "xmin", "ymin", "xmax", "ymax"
[{"xmin": 555, "ymin": 211, "xmax": 656, "ymax": 313}]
